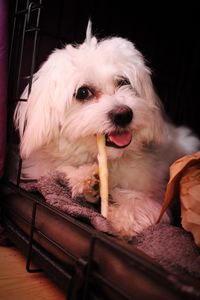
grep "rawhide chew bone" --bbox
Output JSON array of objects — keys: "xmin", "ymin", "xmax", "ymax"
[{"xmin": 97, "ymin": 134, "xmax": 109, "ymax": 218}]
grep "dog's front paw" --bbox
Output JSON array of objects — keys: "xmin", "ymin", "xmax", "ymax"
[
  {"xmin": 108, "ymin": 203, "xmax": 141, "ymax": 239},
  {"xmin": 108, "ymin": 188, "xmax": 171, "ymax": 240},
  {"xmin": 67, "ymin": 164, "xmax": 100, "ymax": 203},
  {"xmin": 76, "ymin": 172, "xmax": 100, "ymax": 203}
]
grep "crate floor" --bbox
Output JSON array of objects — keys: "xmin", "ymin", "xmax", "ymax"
[{"xmin": 0, "ymin": 246, "xmax": 65, "ymax": 300}]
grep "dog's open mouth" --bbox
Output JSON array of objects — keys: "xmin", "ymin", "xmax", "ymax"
[{"xmin": 105, "ymin": 131, "xmax": 132, "ymax": 148}]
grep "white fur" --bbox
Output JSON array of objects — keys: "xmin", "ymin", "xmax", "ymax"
[{"xmin": 14, "ymin": 34, "xmax": 200, "ymax": 239}]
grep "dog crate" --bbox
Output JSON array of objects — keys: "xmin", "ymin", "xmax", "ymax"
[{"xmin": 1, "ymin": 1, "xmax": 200, "ymax": 299}]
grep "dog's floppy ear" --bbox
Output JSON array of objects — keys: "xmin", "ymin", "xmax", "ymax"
[
  {"xmin": 134, "ymin": 64, "xmax": 162, "ymax": 108},
  {"xmin": 14, "ymin": 50, "xmax": 71, "ymax": 159},
  {"xmin": 132, "ymin": 66, "xmax": 166, "ymax": 143},
  {"xmin": 121, "ymin": 39, "xmax": 163, "ymax": 109},
  {"xmin": 14, "ymin": 75, "xmax": 59, "ymax": 158}
]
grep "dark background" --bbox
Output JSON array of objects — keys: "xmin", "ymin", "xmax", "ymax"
[{"xmin": 9, "ymin": 0, "xmax": 200, "ymax": 136}]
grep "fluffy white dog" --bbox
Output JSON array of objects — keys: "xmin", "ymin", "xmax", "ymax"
[{"xmin": 14, "ymin": 25, "xmax": 199, "ymax": 238}]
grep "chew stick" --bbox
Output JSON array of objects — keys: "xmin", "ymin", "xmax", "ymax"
[{"xmin": 96, "ymin": 134, "xmax": 109, "ymax": 218}]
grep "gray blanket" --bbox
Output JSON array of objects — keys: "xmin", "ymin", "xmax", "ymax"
[
  {"xmin": 22, "ymin": 171, "xmax": 115, "ymax": 235},
  {"xmin": 22, "ymin": 171, "xmax": 200, "ymax": 280}
]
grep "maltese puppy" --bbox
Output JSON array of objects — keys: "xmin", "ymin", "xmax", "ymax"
[{"xmin": 14, "ymin": 24, "xmax": 199, "ymax": 238}]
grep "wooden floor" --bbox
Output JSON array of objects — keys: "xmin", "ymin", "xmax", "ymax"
[{"xmin": 0, "ymin": 246, "xmax": 66, "ymax": 300}]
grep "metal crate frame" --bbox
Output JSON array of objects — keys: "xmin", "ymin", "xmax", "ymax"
[{"xmin": 2, "ymin": 1, "xmax": 200, "ymax": 299}]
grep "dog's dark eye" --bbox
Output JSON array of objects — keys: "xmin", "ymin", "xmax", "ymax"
[
  {"xmin": 75, "ymin": 86, "xmax": 93, "ymax": 101},
  {"xmin": 116, "ymin": 77, "xmax": 131, "ymax": 88}
]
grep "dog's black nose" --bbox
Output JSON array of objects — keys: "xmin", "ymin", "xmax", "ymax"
[{"xmin": 108, "ymin": 105, "xmax": 133, "ymax": 127}]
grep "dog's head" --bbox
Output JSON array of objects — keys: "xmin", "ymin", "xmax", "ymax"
[{"xmin": 14, "ymin": 26, "xmax": 165, "ymax": 160}]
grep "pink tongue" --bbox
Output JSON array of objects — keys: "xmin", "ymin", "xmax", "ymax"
[{"xmin": 109, "ymin": 131, "xmax": 132, "ymax": 147}]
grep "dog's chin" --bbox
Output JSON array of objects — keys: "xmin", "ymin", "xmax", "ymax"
[{"xmin": 105, "ymin": 130, "xmax": 132, "ymax": 149}]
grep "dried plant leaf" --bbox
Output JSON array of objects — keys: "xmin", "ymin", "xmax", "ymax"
[
  {"xmin": 157, "ymin": 152, "xmax": 200, "ymax": 222},
  {"xmin": 180, "ymin": 166, "xmax": 200, "ymax": 246}
]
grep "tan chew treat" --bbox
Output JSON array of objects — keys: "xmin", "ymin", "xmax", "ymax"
[{"xmin": 97, "ymin": 134, "xmax": 109, "ymax": 218}]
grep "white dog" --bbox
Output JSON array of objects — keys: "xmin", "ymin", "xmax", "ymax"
[{"xmin": 14, "ymin": 24, "xmax": 199, "ymax": 238}]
